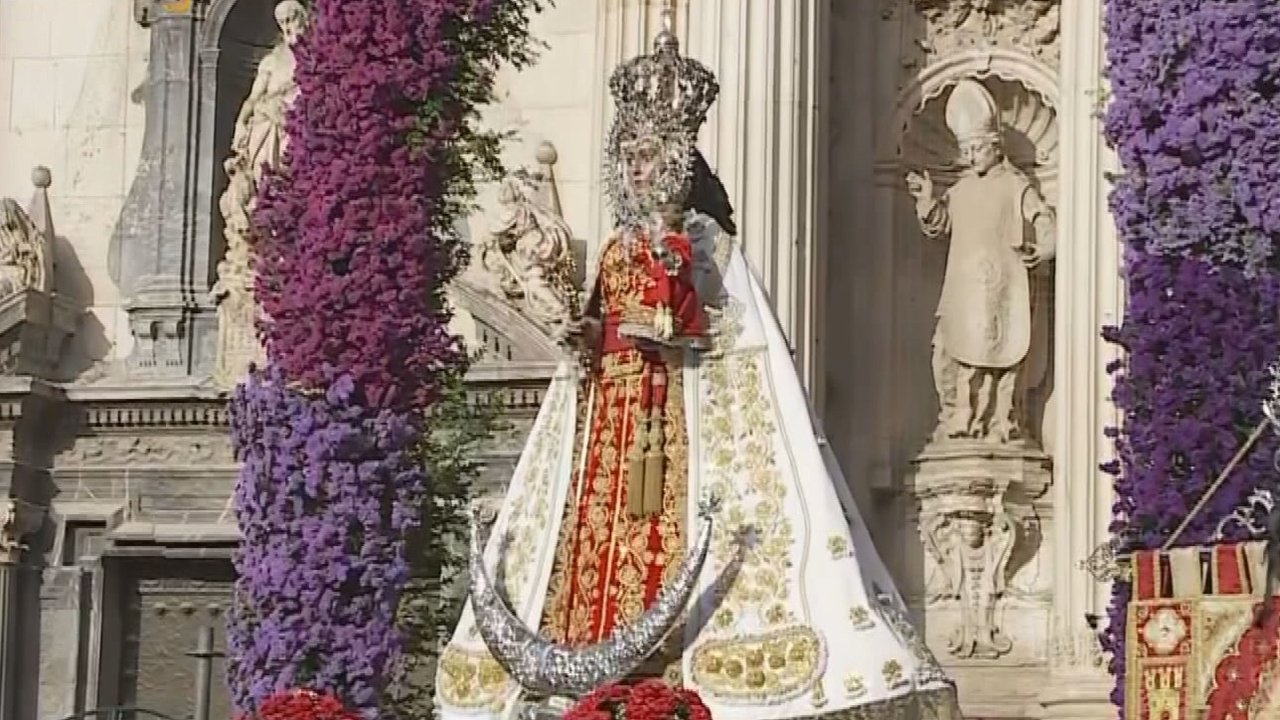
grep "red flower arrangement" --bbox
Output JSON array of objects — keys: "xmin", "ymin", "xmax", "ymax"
[
  {"xmin": 565, "ymin": 680, "xmax": 712, "ymax": 720},
  {"xmin": 237, "ymin": 689, "xmax": 361, "ymax": 720}
]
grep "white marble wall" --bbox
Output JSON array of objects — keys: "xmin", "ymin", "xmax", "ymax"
[
  {"xmin": 470, "ymin": 2, "xmax": 603, "ymax": 255},
  {"xmin": 0, "ymin": 0, "xmax": 149, "ymax": 369}
]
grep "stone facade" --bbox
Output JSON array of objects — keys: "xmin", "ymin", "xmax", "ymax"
[{"xmin": 0, "ymin": 0, "xmax": 1120, "ymax": 719}]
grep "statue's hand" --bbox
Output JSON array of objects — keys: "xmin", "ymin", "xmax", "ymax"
[
  {"xmin": 566, "ymin": 316, "xmax": 602, "ymax": 355},
  {"xmin": 1021, "ymin": 244, "xmax": 1048, "ymax": 269},
  {"xmin": 232, "ymin": 123, "xmax": 253, "ymax": 154},
  {"xmin": 905, "ymin": 170, "xmax": 933, "ymax": 202}
]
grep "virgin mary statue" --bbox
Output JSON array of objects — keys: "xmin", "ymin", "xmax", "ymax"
[{"xmin": 435, "ymin": 16, "xmax": 960, "ymax": 720}]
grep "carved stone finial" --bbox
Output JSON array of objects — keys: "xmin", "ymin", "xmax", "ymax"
[
  {"xmin": 30, "ymin": 166, "xmax": 51, "ymax": 189},
  {"xmin": 534, "ymin": 141, "xmax": 558, "ymax": 167}
]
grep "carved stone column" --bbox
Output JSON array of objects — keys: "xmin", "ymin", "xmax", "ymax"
[
  {"xmin": 685, "ymin": 0, "xmax": 831, "ymax": 400},
  {"xmin": 1038, "ymin": 0, "xmax": 1120, "ymax": 715},
  {"xmin": 117, "ymin": 0, "xmax": 218, "ymax": 379},
  {"xmin": 0, "ymin": 498, "xmax": 43, "ymax": 720}
]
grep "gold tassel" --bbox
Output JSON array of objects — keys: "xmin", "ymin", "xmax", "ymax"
[
  {"xmin": 627, "ymin": 420, "xmax": 648, "ymax": 516},
  {"xmin": 642, "ymin": 407, "xmax": 665, "ymax": 516}
]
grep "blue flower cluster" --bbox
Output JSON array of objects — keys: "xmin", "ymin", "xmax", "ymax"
[{"xmin": 227, "ymin": 369, "xmax": 425, "ymax": 710}]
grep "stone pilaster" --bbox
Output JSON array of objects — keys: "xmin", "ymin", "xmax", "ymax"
[
  {"xmin": 0, "ymin": 498, "xmax": 44, "ymax": 720},
  {"xmin": 118, "ymin": 0, "xmax": 218, "ymax": 379},
  {"xmin": 1038, "ymin": 0, "xmax": 1120, "ymax": 716},
  {"xmin": 686, "ymin": 0, "xmax": 830, "ymax": 401}
]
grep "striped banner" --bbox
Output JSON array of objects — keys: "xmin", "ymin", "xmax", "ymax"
[{"xmin": 1126, "ymin": 541, "xmax": 1280, "ymax": 720}]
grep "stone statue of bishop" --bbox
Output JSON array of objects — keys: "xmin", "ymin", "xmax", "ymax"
[{"xmin": 905, "ymin": 79, "xmax": 1056, "ymax": 444}]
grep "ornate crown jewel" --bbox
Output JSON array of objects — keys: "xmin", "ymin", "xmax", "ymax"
[{"xmin": 607, "ymin": 8, "xmax": 719, "ymax": 137}]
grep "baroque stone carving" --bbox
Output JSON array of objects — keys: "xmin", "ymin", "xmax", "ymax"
[
  {"xmin": 908, "ymin": 0, "xmax": 1060, "ymax": 66},
  {"xmin": 211, "ymin": 0, "xmax": 308, "ymax": 389},
  {"xmin": 1048, "ymin": 619, "xmax": 1106, "ymax": 670},
  {"xmin": 0, "ymin": 498, "xmax": 43, "ymax": 565},
  {"xmin": 906, "ymin": 79, "xmax": 1055, "ymax": 445},
  {"xmin": 0, "ymin": 500, "xmax": 24, "ymax": 564},
  {"xmin": 58, "ymin": 434, "xmax": 236, "ymax": 467},
  {"xmin": 476, "ymin": 142, "xmax": 581, "ymax": 341},
  {"xmin": 0, "ymin": 167, "xmax": 83, "ymax": 379},
  {"xmin": 0, "ymin": 198, "xmax": 49, "ymax": 299},
  {"xmin": 922, "ymin": 508, "xmax": 1015, "ymax": 657},
  {"xmin": 909, "ymin": 444, "xmax": 1050, "ymax": 659}
]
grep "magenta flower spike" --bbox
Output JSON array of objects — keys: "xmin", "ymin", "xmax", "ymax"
[{"xmin": 224, "ymin": 0, "xmax": 544, "ymax": 713}]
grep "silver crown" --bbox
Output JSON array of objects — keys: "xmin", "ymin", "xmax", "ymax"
[{"xmin": 607, "ymin": 7, "xmax": 719, "ymax": 137}]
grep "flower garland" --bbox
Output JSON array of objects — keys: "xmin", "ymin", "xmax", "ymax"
[
  {"xmin": 565, "ymin": 680, "xmax": 713, "ymax": 720},
  {"xmin": 225, "ymin": 0, "xmax": 545, "ymax": 714},
  {"xmin": 1101, "ymin": 0, "xmax": 1280, "ymax": 711}
]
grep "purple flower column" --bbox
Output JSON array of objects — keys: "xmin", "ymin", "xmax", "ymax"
[
  {"xmin": 1101, "ymin": 0, "xmax": 1280, "ymax": 711},
  {"xmin": 223, "ymin": 0, "xmax": 492, "ymax": 713},
  {"xmin": 228, "ymin": 370, "xmax": 426, "ymax": 709}
]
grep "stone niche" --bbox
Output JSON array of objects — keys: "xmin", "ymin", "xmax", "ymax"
[
  {"xmin": 896, "ymin": 69, "xmax": 1059, "ymax": 679},
  {"xmin": 206, "ymin": 0, "xmax": 281, "ymax": 287},
  {"xmin": 824, "ymin": 2, "xmax": 1061, "ymax": 718}
]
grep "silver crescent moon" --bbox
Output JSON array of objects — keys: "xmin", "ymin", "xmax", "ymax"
[{"xmin": 469, "ymin": 497, "xmax": 719, "ymax": 696}]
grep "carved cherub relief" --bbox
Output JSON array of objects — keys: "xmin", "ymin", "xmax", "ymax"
[
  {"xmin": 478, "ymin": 165, "xmax": 581, "ymax": 341},
  {"xmin": 908, "ymin": 0, "xmax": 1059, "ymax": 64}
]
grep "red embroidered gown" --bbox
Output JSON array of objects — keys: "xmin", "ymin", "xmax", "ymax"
[{"xmin": 540, "ymin": 230, "xmax": 705, "ymax": 653}]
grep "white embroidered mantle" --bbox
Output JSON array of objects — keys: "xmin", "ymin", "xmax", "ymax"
[{"xmin": 435, "ymin": 216, "xmax": 956, "ymax": 720}]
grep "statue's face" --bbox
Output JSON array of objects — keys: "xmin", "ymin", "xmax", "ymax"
[
  {"xmin": 276, "ymin": 4, "xmax": 308, "ymax": 44},
  {"xmin": 607, "ymin": 122, "xmax": 690, "ymax": 228},
  {"xmin": 959, "ymin": 137, "xmax": 1002, "ymax": 175},
  {"xmin": 962, "ymin": 137, "xmax": 998, "ymax": 175},
  {"xmin": 622, "ymin": 135, "xmax": 664, "ymax": 200}
]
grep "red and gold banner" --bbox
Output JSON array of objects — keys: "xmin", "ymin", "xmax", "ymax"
[{"xmin": 1125, "ymin": 541, "xmax": 1280, "ymax": 720}]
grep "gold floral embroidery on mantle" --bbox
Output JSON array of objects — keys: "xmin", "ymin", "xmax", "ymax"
[
  {"xmin": 690, "ymin": 626, "xmax": 825, "ymax": 704},
  {"xmin": 828, "ymin": 535, "xmax": 852, "ymax": 560},
  {"xmin": 436, "ymin": 647, "xmax": 511, "ymax": 712},
  {"xmin": 436, "ymin": 377, "xmax": 574, "ymax": 709},
  {"xmin": 694, "ymin": 341, "xmax": 826, "ymax": 701},
  {"xmin": 848, "ymin": 605, "xmax": 876, "ymax": 631},
  {"xmin": 843, "ymin": 673, "xmax": 867, "ymax": 699},
  {"xmin": 699, "ymin": 350, "xmax": 797, "ymax": 630},
  {"xmin": 881, "ymin": 660, "xmax": 907, "ymax": 690}
]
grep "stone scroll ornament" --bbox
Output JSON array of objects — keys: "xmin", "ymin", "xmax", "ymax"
[{"xmin": 469, "ymin": 496, "xmax": 719, "ymax": 697}]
